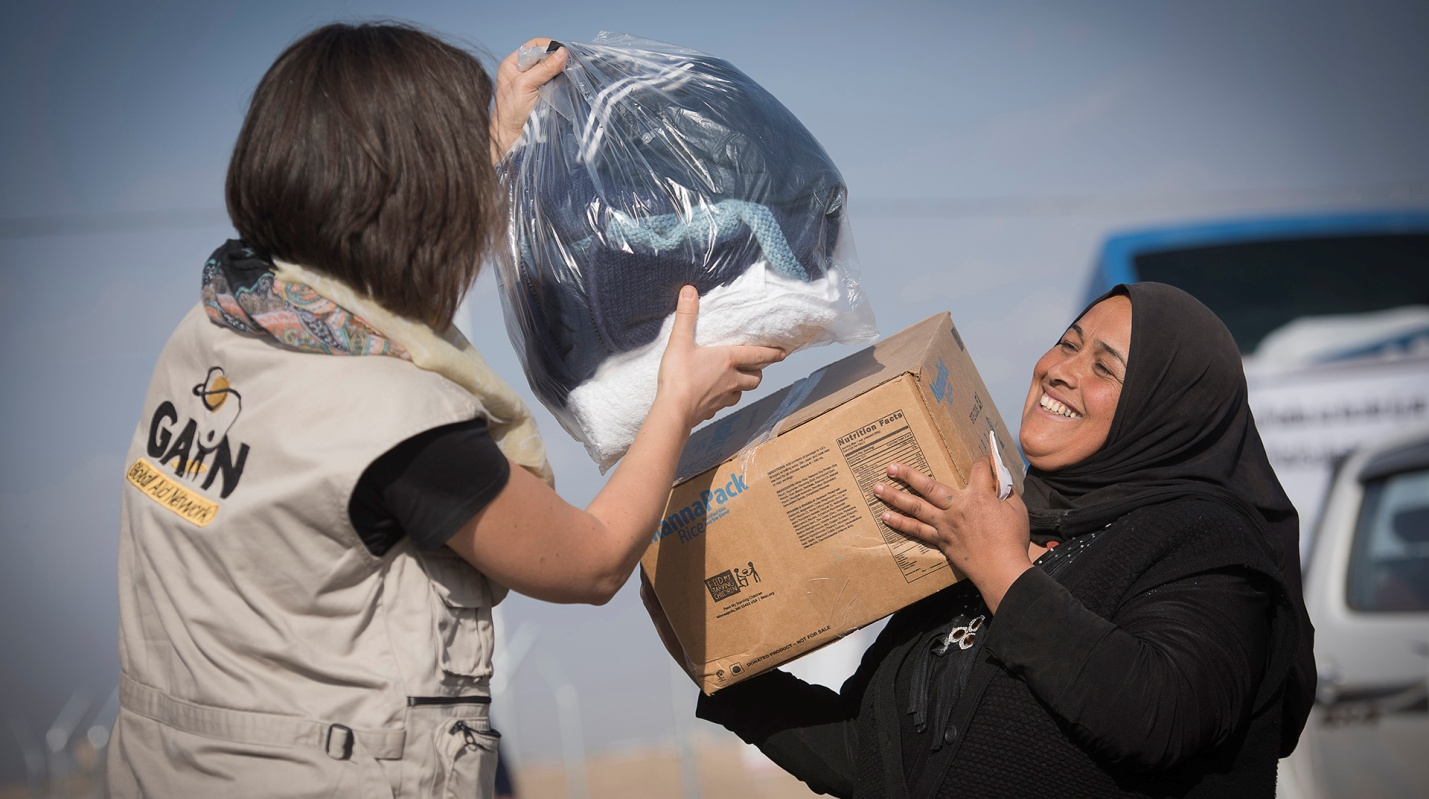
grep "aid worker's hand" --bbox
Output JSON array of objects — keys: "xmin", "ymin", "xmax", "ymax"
[
  {"xmin": 490, "ymin": 38, "xmax": 567, "ymax": 162},
  {"xmin": 656, "ymin": 286, "xmax": 785, "ymax": 429}
]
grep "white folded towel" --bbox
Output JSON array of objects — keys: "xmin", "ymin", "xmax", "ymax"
[{"xmin": 569, "ymin": 261, "xmax": 865, "ymax": 471}]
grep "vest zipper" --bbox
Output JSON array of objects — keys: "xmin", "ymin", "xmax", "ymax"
[
  {"xmin": 449, "ymin": 719, "xmax": 482, "ymax": 747},
  {"xmin": 407, "ymin": 695, "xmax": 492, "ymax": 707}
]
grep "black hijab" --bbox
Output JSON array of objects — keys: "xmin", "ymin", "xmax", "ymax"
[{"xmin": 1022, "ymin": 281, "xmax": 1314, "ymax": 754}]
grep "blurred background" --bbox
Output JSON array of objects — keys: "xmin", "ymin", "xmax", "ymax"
[{"xmin": 2, "ymin": 0, "xmax": 1427, "ymax": 796}]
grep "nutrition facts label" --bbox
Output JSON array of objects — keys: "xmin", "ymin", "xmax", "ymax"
[{"xmin": 836, "ymin": 409, "xmax": 948, "ymax": 583}]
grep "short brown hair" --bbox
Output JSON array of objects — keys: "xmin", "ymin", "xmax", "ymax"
[{"xmin": 226, "ymin": 22, "xmax": 498, "ymax": 329}]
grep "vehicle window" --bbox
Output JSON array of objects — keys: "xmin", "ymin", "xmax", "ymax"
[
  {"xmin": 1133, "ymin": 233, "xmax": 1429, "ymax": 353},
  {"xmin": 1347, "ymin": 467, "xmax": 1429, "ymax": 612}
]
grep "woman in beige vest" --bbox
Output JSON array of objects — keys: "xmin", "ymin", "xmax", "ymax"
[{"xmin": 111, "ymin": 22, "xmax": 783, "ymax": 798}]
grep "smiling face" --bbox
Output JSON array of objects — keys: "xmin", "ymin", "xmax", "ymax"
[{"xmin": 1019, "ymin": 294, "xmax": 1133, "ymax": 471}]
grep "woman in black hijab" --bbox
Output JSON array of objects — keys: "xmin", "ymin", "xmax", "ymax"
[{"xmin": 687, "ymin": 283, "xmax": 1315, "ymax": 798}]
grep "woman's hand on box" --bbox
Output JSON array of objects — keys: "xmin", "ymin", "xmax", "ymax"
[{"xmin": 874, "ymin": 458, "xmax": 1033, "ymax": 613}]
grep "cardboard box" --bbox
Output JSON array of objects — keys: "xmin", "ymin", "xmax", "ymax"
[{"xmin": 642, "ymin": 312, "xmax": 1024, "ymax": 694}]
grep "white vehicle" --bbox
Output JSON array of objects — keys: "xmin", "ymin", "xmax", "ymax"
[{"xmin": 1278, "ymin": 423, "xmax": 1429, "ymax": 798}]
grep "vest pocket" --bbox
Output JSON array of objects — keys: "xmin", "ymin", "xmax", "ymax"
[
  {"xmin": 434, "ymin": 718, "xmax": 499, "ymax": 798},
  {"xmin": 418, "ymin": 549, "xmax": 495, "ymax": 678}
]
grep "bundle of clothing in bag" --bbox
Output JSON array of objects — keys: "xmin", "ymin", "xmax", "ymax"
[{"xmin": 498, "ymin": 33, "xmax": 876, "ymax": 471}]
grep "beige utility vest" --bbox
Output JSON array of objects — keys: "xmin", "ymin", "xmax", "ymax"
[{"xmin": 110, "ymin": 305, "xmax": 506, "ymax": 798}]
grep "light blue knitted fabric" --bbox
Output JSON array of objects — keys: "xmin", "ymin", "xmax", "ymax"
[{"xmin": 601, "ymin": 199, "xmax": 811, "ymax": 281}]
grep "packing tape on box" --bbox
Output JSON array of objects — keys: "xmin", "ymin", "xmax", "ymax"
[{"xmin": 736, "ymin": 368, "xmax": 827, "ymax": 476}]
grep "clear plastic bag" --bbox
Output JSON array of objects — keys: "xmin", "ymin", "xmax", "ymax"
[{"xmin": 496, "ymin": 32, "xmax": 878, "ymax": 471}]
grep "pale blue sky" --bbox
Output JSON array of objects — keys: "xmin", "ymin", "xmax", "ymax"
[{"xmin": 2, "ymin": 0, "xmax": 1427, "ymax": 782}]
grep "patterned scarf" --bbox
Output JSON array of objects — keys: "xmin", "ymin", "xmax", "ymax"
[
  {"xmin": 201, "ymin": 242, "xmax": 405, "ymax": 357},
  {"xmin": 201, "ymin": 240, "xmax": 554, "ymax": 486}
]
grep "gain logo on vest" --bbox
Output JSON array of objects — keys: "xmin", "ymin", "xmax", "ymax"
[{"xmin": 125, "ymin": 367, "xmax": 251, "ymax": 526}]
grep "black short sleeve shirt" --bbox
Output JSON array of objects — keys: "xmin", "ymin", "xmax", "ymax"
[{"xmin": 347, "ymin": 418, "xmax": 511, "ymax": 556}]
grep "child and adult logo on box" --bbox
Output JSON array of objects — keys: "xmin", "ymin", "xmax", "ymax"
[{"xmin": 705, "ymin": 561, "xmax": 761, "ymax": 602}]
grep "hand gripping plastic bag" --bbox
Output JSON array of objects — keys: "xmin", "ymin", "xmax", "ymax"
[{"xmin": 496, "ymin": 32, "xmax": 878, "ymax": 471}]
